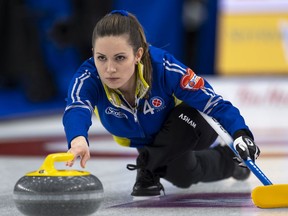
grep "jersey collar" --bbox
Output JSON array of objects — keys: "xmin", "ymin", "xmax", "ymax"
[{"xmin": 103, "ymin": 62, "xmax": 149, "ymax": 108}]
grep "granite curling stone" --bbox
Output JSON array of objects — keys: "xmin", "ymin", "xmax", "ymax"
[{"xmin": 13, "ymin": 153, "xmax": 103, "ymax": 216}]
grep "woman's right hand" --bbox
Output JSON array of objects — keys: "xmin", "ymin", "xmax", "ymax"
[{"xmin": 66, "ymin": 136, "xmax": 90, "ymax": 168}]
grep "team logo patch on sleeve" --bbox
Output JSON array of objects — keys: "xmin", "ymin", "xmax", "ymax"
[{"xmin": 180, "ymin": 68, "xmax": 204, "ymax": 91}]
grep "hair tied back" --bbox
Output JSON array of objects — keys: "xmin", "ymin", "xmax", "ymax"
[{"xmin": 110, "ymin": 10, "xmax": 129, "ymax": 16}]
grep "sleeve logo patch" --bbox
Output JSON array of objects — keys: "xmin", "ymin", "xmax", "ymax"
[{"xmin": 180, "ymin": 68, "xmax": 204, "ymax": 91}]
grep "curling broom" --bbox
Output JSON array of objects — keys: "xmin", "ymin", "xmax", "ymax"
[{"xmin": 199, "ymin": 112, "xmax": 288, "ymax": 208}]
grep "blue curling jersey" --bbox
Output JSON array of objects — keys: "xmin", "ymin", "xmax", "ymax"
[{"xmin": 63, "ymin": 46, "xmax": 250, "ymax": 148}]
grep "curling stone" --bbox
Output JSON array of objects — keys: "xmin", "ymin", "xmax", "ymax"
[{"xmin": 13, "ymin": 153, "xmax": 103, "ymax": 216}]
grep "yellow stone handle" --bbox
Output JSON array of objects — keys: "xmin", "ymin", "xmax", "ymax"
[
  {"xmin": 26, "ymin": 153, "xmax": 90, "ymax": 176},
  {"xmin": 39, "ymin": 153, "xmax": 74, "ymax": 173}
]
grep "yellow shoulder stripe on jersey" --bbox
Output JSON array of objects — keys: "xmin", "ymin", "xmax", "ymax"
[{"xmin": 112, "ymin": 136, "xmax": 131, "ymax": 147}]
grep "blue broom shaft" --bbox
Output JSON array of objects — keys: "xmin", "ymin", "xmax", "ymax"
[{"xmin": 199, "ymin": 112, "xmax": 273, "ymax": 186}]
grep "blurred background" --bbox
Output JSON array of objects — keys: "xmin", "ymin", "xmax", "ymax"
[{"xmin": 0, "ymin": 0, "xmax": 288, "ymax": 156}]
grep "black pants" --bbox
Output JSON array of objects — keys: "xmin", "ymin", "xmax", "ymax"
[{"xmin": 140, "ymin": 103, "xmax": 235, "ymax": 188}]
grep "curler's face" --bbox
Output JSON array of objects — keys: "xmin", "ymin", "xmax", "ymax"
[{"xmin": 93, "ymin": 35, "xmax": 142, "ymax": 92}]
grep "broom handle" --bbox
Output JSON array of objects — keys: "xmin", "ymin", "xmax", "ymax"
[{"xmin": 199, "ymin": 112, "xmax": 273, "ymax": 186}]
